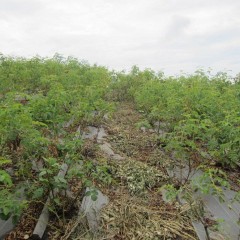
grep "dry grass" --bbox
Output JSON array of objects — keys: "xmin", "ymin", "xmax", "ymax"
[
  {"xmin": 58, "ymin": 189, "xmax": 197, "ymax": 240},
  {"xmin": 100, "ymin": 192, "xmax": 197, "ymax": 240}
]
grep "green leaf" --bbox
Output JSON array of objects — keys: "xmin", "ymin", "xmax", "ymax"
[
  {"xmin": 84, "ymin": 180, "xmax": 92, "ymax": 187},
  {"xmin": 0, "ymin": 170, "xmax": 12, "ymax": 186},
  {"xmin": 32, "ymin": 121, "xmax": 48, "ymax": 127},
  {"xmin": 91, "ymin": 194, "xmax": 98, "ymax": 201},
  {"xmin": 39, "ymin": 170, "xmax": 47, "ymax": 177},
  {"xmin": 32, "ymin": 187, "xmax": 44, "ymax": 199},
  {"xmin": 85, "ymin": 191, "xmax": 91, "ymax": 196},
  {"xmin": 54, "ymin": 198, "xmax": 61, "ymax": 205},
  {"xmin": 0, "ymin": 157, "xmax": 12, "ymax": 166}
]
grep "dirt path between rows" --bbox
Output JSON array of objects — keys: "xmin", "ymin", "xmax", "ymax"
[{"xmin": 92, "ymin": 102, "xmax": 197, "ymax": 240}]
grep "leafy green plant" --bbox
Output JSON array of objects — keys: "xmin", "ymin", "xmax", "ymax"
[
  {"xmin": 0, "ymin": 189, "xmax": 27, "ymax": 223},
  {"xmin": 0, "ymin": 54, "xmax": 116, "ymax": 230},
  {"xmin": 0, "ymin": 158, "xmax": 27, "ymax": 223},
  {"xmin": 191, "ymin": 168, "xmax": 230, "ymax": 202},
  {"xmin": 162, "ymin": 184, "xmax": 180, "ymax": 201},
  {"xmin": 0, "ymin": 158, "xmax": 12, "ymax": 186},
  {"xmin": 38, "ymin": 158, "xmax": 67, "ymax": 199},
  {"xmin": 85, "ymin": 188, "xmax": 99, "ymax": 201}
]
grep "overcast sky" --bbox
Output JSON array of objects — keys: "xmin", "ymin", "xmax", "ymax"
[{"xmin": 0, "ymin": 0, "xmax": 240, "ymax": 75}]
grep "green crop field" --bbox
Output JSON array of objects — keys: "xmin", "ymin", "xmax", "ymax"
[{"xmin": 0, "ymin": 55, "xmax": 239, "ymax": 239}]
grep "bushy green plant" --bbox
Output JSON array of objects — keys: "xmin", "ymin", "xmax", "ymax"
[
  {"xmin": 0, "ymin": 54, "xmax": 113, "ymax": 223},
  {"xmin": 133, "ymin": 71, "xmax": 240, "ymax": 167}
]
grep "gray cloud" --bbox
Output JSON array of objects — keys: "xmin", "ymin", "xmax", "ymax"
[
  {"xmin": 0, "ymin": 0, "xmax": 239, "ymax": 75},
  {"xmin": 0, "ymin": 0, "xmax": 45, "ymax": 17}
]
